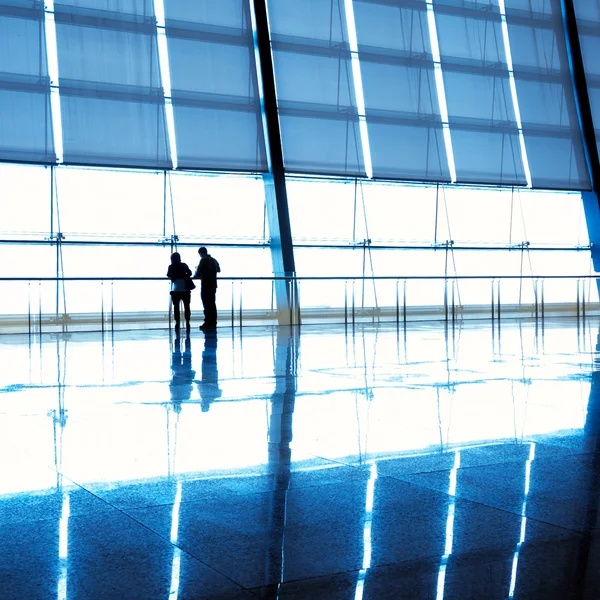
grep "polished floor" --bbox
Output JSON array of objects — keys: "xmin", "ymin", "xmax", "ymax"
[{"xmin": 1, "ymin": 317, "xmax": 599, "ymax": 599}]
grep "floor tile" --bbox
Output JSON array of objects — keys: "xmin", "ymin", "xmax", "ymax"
[
  {"xmin": 401, "ymin": 453, "xmax": 600, "ymax": 532},
  {"xmin": 127, "ymin": 476, "xmax": 577, "ymax": 589},
  {"xmin": 0, "ymin": 509, "xmax": 254, "ymax": 600}
]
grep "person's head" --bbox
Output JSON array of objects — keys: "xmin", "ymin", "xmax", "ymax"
[
  {"xmin": 198, "ymin": 246, "xmax": 208, "ymax": 258},
  {"xmin": 170, "ymin": 252, "xmax": 181, "ymax": 265}
]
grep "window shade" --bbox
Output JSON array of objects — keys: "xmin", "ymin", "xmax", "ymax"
[
  {"xmin": 164, "ymin": 0, "xmax": 267, "ymax": 171},
  {"xmin": 267, "ymin": 0, "xmax": 365, "ymax": 177},
  {"xmin": 353, "ymin": 0, "xmax": 450, "ymax": 182},
  {"xmin": 0, "ymin": 1, "xmax": 55, "ymax": 163},
  {"xmin": 574, "ymin": 0, "xmax": 600, "ymax": 164},
  {"xmin": 434, "ymin": 0, "xmax": 527, "ymax": 185},
  {"xmin": 54, "ymin": 0, "xmax": 171, "ymax": 168},
  {"xmin": 504, "ymin": 0, "xmax": 590, "ymax": 190}
]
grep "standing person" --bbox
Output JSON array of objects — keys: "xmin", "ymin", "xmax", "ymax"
[
  {"xmin": 167, "ymin": 252, "xmax": 194, "ymax": 332},
  {"xmin": 194, "ymin": 246, "xmax": 220, "ymax": 330}
]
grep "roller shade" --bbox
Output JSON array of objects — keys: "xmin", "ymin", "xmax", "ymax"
[
  {"xmin": 0, "ymin": 1, "xmax": 55, "ymax": 164},
  {"xmin": 164, "ymin": 0, "xmax": 267, "ymax": 171},
  {"xmin": 434, "ymin": 0, "xmax": 527, "ymax": 185},
  {"xmin": 504, "ymin": 0, "xmax": 590, "ymax": 190},
  {"xmin": 353, "ymin": 0, "xmax": 450, "ymax": 182},
  {"xmin": 54, "ymin": 0, "xmax": 171, "ymax": 168},
  {"xmin": 267, "ymin": 0, "xmax": 365, "ymax": 177},
  {"xmin": 573, "ymin": 0, "xmax": 600, "ymax": 163}
]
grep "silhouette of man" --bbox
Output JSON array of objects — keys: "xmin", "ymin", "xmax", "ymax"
[
  {"xmin": 197, "ymin": 329, "xmax": 222, "ymax": 412},
  {"xmin": 193, "ymin": 246, "xmax": 220, "ymax": 330}
]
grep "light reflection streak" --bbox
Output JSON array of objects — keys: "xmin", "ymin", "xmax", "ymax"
[
  {"xmin": 153, "ymin": 0, "xmax": 178, "ymax": 169},
  {"xmin": 169, "ymin": 481, "xmax": 183, "ymax": 600},
  {"xmin": 426, "ymin": 2, "xmax": 456, "ymax": 183},
  {"xmin": 436, "ymin": 451, "xmax": 460, "ymax": 600},
  {"xmin": 354, "ymin": 462, "xmax": 378, "ymax": 600},
  {"xmin": 498, "ymin": 0, "xmax": 532, "ymax": 187},
  {"xmin": 43, "ymin": 0, "xmax": 64, "ymax": 163},
  {"xmin": 57, "ymin": 492, "xmax": 70, "ymax": 600},
  {"xmin": 508, "ymin": 443, "xmax": 536, "ymax": 598},
  {"xmin": 344, "ymin": 0, "xmax": 373, "ymax": 179}
]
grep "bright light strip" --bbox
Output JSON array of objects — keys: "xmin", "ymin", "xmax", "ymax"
[
  {"xmin": 344, "ymin": 0, "xmax": 373, "ymax": 179},
  {"xmin": 57, "ymin": 492, "xmax": 70, "ymax": 600},
  {"xmin": 169, "ymin": 547, "xmax": 182, "ymax": 600},
  {"xmin": 168, "ymin": 482, "xmax": 183, "ymax": 600},
  {"xmin": 426, "ymin": 3, "xmax": 456, "ymax": 183},
  {"xmin": 170, "ymin": 481, "xmax": 182, "ymax": 543},
  {"xmin": 436, "ymin": 451, "xmax": 460, "ymax": 600},
  {"xmin": 44, "ymin": 0, "xmax": 64, "ymax": 164},
  {"xmin": 354, "ymin": 463, "xmax": 378, "ymax": 600},
  {"xmin": 508, "ymin": 443, "xmax": 536, "ymax": 598},
  {"xmin": 59, "ymin": 492, "xmax": 70, "ymax": 558},
  {"xmin": 498, "ymin": 0, "xmax": 532, "ymax": 187},
  {"xmin": 154, "ymin": 0, "xmax": 178, "ymax": 169}
]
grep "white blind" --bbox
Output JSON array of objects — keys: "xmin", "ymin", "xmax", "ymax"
[
  {"xmin": 353, "ymin": 0, "xmax": 451, "ymax": 181},
  {"xmin": 434, "ymin": 0, "xmax": 527, "ymax": 185},
  {"xmin": 0, "ymin": 1, "xmax": 55, "ymax": 163},
  {"xmin": 164, "ymin": 0, "xmax": 268, "ymax": 171},
  {"xmin": 267, "ymin": 0, "xmax": 366, "ymax": 177},
  {"xmin": 54, "ymin": 0, "xmax": 172, "ymax": 168},
  {"xmin": 574, "ymin": 0, "xmax": 600, "ymax": 163},
  {"xmin": 505, "ymin": 0, "xmax": 590, "ymax": 190}
]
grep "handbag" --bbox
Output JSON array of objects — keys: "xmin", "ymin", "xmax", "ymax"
[{"xmin": 185, "ymin": 277, "xmax": 196, "ymax": 291}]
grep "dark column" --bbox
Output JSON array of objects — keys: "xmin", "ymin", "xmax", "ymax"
[
  {"xmin": 251, "ymin": 0, "xmax": 298, "ymax": 325},
  {"xmin": 560, "ymin": 0, "xmax": 600, "ymax": 287},
  {"xmin": 263, "ymin": 328, "xmax": 298, "ymax": 594}
]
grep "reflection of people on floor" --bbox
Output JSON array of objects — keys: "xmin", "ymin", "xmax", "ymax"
[
  {"xmin": 197, "ymin": 330, "xmax": 222, "ymax": 412},
  {"xmin": 170, "ymin": 334, "xmax": 195, "ymax": 413}
]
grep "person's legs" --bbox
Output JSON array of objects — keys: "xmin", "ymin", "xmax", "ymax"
[
  {"xmin": 171, "ymin": 292, "xmax": 181, "ymax": 329},
  {"xmin": 182, "ymin": 292, "xmax": 191, "ymax": 330},
  {"xmin": 209, "ymin": 289, "xmax": 217, "ymax": 325},
  {"xmin": 200, "ymin": 287, "xmax": 217, "ymax": 327},
  {"xmin": 206, "ymin": 287, "xmax": 217, "ymax": 326},
  {"xmin": 200, "ymin": 288, "xmax": 209, "ymax": 327}
]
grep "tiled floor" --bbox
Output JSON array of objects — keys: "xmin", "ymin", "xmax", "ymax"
[{"xmin": 1, "ymin": 317, "xmax": 599, "ymax": 599}]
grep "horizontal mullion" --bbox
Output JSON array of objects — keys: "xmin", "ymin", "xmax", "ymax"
[
  {"xmin": 0, "ymin": 74, "xmax": 50, "ymax": 93},
  {"xmin": 58, "ymin": 80, "xmax": 164, "ymax": 103},
  {"xmin": 165, "ymin": 22, "xmax": 251, "ymax": 46},
  {"xmin": 439, "ymin": 59, "xmax": 510, "ymax": 75},
  {"xmin": 504, "ymin": 10, "xmax": 561, "ymax": 30},
  {"xmin": 170, "ymin": 91, "xmax": 259, "ymax": 111},
  {"xmin": 520, "ymin": 124, "xmax": 583, "ymax": 139},
  {"xmin": 357, "ymin": 47, "xmax": 434, "ymax": 68},
  {"xmin": 354, "ymin": 0, "xmax": 428, "ymax": 10},
  {"xmin": 0, "ymin": 3, "xmax": 43, "ymax": 19},
  {"xmin": 365, "ymin": 110, "xmax": 443, "ymax": 127},
  {"xmin": 271, "ymin": 38, "xmax": 352, "ymax": 59},
  {"xmin": 432, "ymin": 1, "xmax": 502, "ymax": 22},
  {"xmin": 278, "ymin": 101, "xmax": 359, "ymax": 120},
  {"xmin": 446, "ymin": 117, "xmax": 519, "ymax": 133}
]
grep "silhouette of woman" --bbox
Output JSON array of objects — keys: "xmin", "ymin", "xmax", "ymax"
[{"xmin": 167, "ymin": 252, "xmax": 193, "ymax": 332}]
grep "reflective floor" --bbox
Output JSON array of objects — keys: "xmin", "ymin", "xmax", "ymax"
[{"xmin": 1, "ymin": 317, "xmax": 600, "ymax": 599}]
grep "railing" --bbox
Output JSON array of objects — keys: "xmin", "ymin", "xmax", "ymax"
[{"xmin": 0, "ymin": 275, "xmax": 598, "ymax": 335}]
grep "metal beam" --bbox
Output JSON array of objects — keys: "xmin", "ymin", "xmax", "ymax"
[
  {"xmin": 251, "ymin": 0, "xmax": 298, "ymax": 325},
  {"xmin": 560, "ymin": 0, "xmax": 600, "ymax": 281}
]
